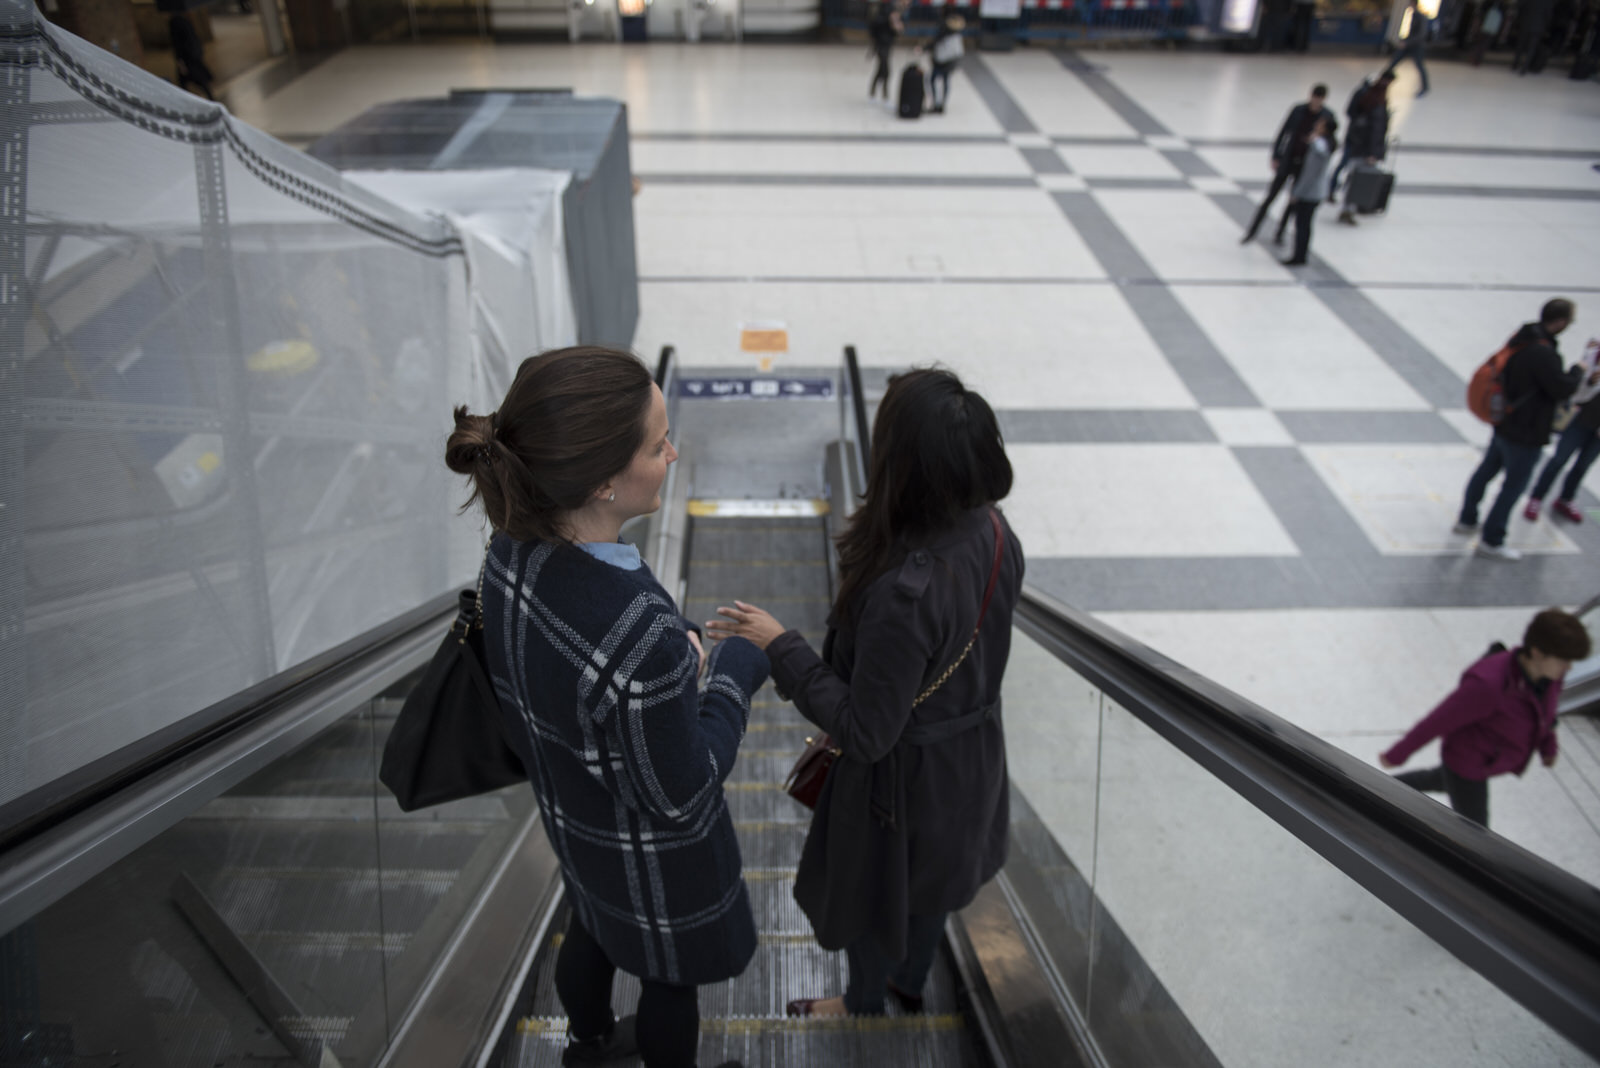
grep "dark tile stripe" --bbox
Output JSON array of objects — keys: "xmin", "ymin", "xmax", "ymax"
[
  {"xmin": 1233, "ymin": 179, "xmax": 1600, "ymax": 202},
  {"xmin": 1232, "ymin": 446, "xmax": 1382, "ymax": 559},
  {"xmin": 1052, "ymin": 49, "xmax": 1170, "ymax": 137},
  {"xmin": 1189, "ymin": 136, "xmax": 1600, "ymax": 160},
  {"xmin": 632, "ymin": 131, "xmax": 1009, "ymax": 143},
  {"xmin": 1019, "ymin": 145, "xmax": 1071, "ymax": 174},
  {"xmin": 635, "ymin": 173, "xmax": 1037, "ymax": 187},
  {"xmin": 958, "ymin": 54, "xmax": 1039, "ymax": 134},
  {"xmin": 1275, "ymin": 410, "xmax": 1465, "ymax": 444}
]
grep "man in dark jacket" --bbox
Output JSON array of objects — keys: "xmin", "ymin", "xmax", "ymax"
[
  {"xmin": 1240, "ymin": 84, "xmax": 1337, "ymax": 246},
  {"xmin": 867, "ymin": 1, "xmax": 904, "ymax": 101},
  {"xmin": 1381, "ymin": 608, "xmax": 1590, "ymax": 826},
  {"xmin": 1456, "ymin": 298, "xmax": 1585, "ymax": 560}
]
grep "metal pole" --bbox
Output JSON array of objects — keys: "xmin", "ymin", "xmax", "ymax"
[
  {"xmin": 256, "ymin": 0, "xmax": 289, "ymax": 57},
  {"xmin": 0, "ymin": 37, "xmax": 30, "ymax": 801},
  {"xmin": 195, "ymin": 140, "xmax": 278, "ymax": 683}
]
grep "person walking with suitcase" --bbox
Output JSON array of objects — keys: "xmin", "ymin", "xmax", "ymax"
[
  {"xmin": 1380, "ymin": 609, "xmax": 1591, "ymax": 828},
  {"xmin": 1241, "ymin": 84, "xmax": 1337, "ymax": 247},
  {"xmin": 1333, "ymin": 74, "xmax": 1393, "ymax": 226},
  {"xmin": 1282, "ymin": 115, "xmax": 1336, "ymax": 267},
  {"xmin": 1524, "ymin": 339, "xmax": 1600, "ymax": 524},
  {"xmin": 1455, "ymin": 299, "xmax": 1585, "ymax": 560}
]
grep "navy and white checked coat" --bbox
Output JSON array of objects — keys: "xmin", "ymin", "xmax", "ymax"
[{"xmin": 481, "ymin": 534, "xmax": 770, "ymax": 986}]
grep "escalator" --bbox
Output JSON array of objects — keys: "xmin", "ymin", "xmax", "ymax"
[{"xmin": 5, "ymin": 348, "xmax": 1600, "ymax": 1067}]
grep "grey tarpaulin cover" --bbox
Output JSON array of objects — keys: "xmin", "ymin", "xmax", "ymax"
[{"xmin": 310, "ymin": 91, "xmax": 640, "ymax": 350}]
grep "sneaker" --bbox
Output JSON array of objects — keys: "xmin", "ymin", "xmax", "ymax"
[
  {"xmin": 562, "ymin": 1016, "xmax": 637, "ymax": 1065},
  {"xmin": 1552, "ymin": 499, "xmax": 1584, "ymax": 523},
  {"xmin": 1523, "ymin": 498, "xmax": 1542, "ymax": 521},
  {"xmin": 1451, "ymin": 521, "xmax": 1478, "ymax": 535},
  {"xmin": 1475, "ymin": 542, "xmax": 1523, "ymax": 561},
  {"xmin": 1337, "ymin": 210, "xmax": 1358, "ymax": 226}
]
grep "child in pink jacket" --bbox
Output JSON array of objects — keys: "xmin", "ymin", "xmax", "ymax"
[{"xmin": 1381, "ymin": 609, "xmax": 1591, "ymax": 827}]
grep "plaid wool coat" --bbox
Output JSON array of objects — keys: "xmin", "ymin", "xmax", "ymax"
[{"xmin": 481, "ymin": 534, "xmax": 770, "ymax": 985}]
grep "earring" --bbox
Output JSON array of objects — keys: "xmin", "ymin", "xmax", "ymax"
[{"xmin": 607, "ymin": 492, "xmax": 616, "ymax": 502}]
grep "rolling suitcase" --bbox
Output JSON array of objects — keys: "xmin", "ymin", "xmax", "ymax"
[
  {"xmin": 897, "ymin": 63, "xmax": 925, "ymax": 120},
  {"xmin": 1348, "ymin": 164, "xmax": 1395, "ymax": 214}
]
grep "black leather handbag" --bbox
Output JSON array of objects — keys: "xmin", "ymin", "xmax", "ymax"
[{"xmin": 379, "ymin": 578, "xmax": 527, "ymax": 812}]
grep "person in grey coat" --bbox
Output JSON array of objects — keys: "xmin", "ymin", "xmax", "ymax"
[
  {"xmin": 706, "ymin": 369, "xmax": 1025, "ymax": 1018},
  {"xmin": 448, "ymin": 347, "xmax": 764, "ymax": 1068},
  {"xmin": 1284, "ymin": 115, "xmax": 1336, "ymax": 267}
]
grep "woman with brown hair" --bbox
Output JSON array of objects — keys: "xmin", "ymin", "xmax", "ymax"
[
  {"xmin": 705, "ymin": 368, "xmax": 1024, "ymax": 1018},
  {"xmin": 446, "ymin": 346, "xmax": 765, "ymax": 1068}
]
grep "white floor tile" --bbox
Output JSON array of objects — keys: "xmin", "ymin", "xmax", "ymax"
[
  {"xmin": 634, "ymin": 185, "xmax": 1103, "ymax": 279},
  {"xmin": 1188, "ymin": 175, "xmax": 1242, "ymax": 195},
  {"xmin": 631, "ymin": 140, "xmax": 1031, "ymax": 176},
  {"xmin": 1095, "ymin": 190, "xmax": 1294, "ymax": 281},
  {"xmin": 1202, "ymin": 407, "xmax": 1293, "ymax": 446},
  {"xmin": 1036, "ymin": 173, "xmax": 1088, "ymax": 192},
  {"xmin": 1362, "ymin": 288, "xmax": 1582, "ymax": 384},
  {"xmin": 1006, "ymin": 443, "xmax": 1299, "ymax": 557},
  {"xmin": 1300, "ymin": 444, "xmax": 1581, "ymax": 555},
  {"xmin": 1173, "ymin": 285, "xmax": 1431, "ymax": 410},
  {"xmin": 1056, "ymin": 145, "xmax": 1183, "ymax": 179},
  {"xmin": 636, "ymin": 281, "xmax": 1198, "ymax": 411}
]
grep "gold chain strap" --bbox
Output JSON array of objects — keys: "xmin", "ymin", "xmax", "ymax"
[{"xmin": 911, "ymin": 634, "xmax": 977, "ymax": 708}]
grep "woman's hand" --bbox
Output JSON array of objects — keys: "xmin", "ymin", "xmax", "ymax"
[
  {"xmin": 686, "ymin": 628, "xmax": 707, "ymax": 674},
  {"xmin": 705, "ymin": 601, "xmax": 787, "ymax": 651}
]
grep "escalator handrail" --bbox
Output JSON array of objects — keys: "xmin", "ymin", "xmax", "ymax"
[
  {"xmin": 0, "ymin": 591, "xmax": 457, "ymax": 860},
  {"xmin": 843, "ymin": 344, "xmax": 871, "ymax": 481},
  {"xmin": 654, "ymin": 344, "xmax": 675, "ymax": 388},
  {"xmin": 1015, "ymin": 585, "xmax": 1600, "ymax": 1050}
]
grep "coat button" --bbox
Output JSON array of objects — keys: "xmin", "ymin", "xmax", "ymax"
[{"xmin": 912, "ymin": 551, "xmax": 929, "ymax": 565}]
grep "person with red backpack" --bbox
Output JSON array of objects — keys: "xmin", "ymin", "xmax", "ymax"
[
  {"xmin": 1454, "ymin": 299, "xmax": 1584, "ymax": 560},
  {"xmin": 1380, "ymin": 608, "xmax": 1591, "ymax": 827}
]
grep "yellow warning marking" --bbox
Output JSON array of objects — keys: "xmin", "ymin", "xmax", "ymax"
[
  {"xmin": 734, "ymin": 819, "xmax": 810, "ymax": 831},
  {"xmin": 196, "ymin": 451, "xmax": 221, "ymax": 474},
  {"xmin": 724, "ymin": 781, "xmax": 785, "ymax": 790},
  {"xmin": 741, "ymin": 867, "xmax": 799, "ymax": 880},
  {"xmin": 687, "ymin": 498, "xmax": 829, "ymax": 518},
  {"xmin": 246, "ymin": 338, "xmax": 318, "ymax": 376},
  {"xmin": 740, "ymin": 329, "xmax": 789, "ymax": 353}
]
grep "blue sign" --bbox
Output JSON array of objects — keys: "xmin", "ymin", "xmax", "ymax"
[{"xmin": 677, "ymin": 377, "xmax": 834, "ymax": 400}]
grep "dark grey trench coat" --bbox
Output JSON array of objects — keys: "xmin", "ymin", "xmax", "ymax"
[{"xmin": 765, "ymin": 506, "xmax": 1025, "ymax": 960}]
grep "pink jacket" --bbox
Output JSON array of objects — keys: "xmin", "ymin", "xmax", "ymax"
[{"xmin": 1384, "ymin": 649, "xmax": 1561, "ymax": 782}]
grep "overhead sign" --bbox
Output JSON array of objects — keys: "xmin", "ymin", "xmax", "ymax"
[
  {"xmin": 677, "ymin": 377, "xmax": 834, "ymax": 399},
  {"xmin": 740, "ymin": 321, "xmax": 789, "ymax": 353},
  {"xmin": 981, "ymin": 0, "xmax": 1022, "ymax": 17}
]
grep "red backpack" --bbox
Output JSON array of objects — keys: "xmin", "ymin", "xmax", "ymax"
[{"xmin": 1467, "ymin": 343, "xmax": 1522, "ymax": 425}]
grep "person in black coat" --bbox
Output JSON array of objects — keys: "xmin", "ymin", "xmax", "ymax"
[
  {"xmin": 1241, "ymin": 84, "xmax": 1337, "ymax": 246},
  {"xmin": 706, "ymin": 369, "xmax": 1025, "ymax": 1019},
  {"xmin": 1524, "ymin": 342, "xmax": 1600, "ymax": 523},
  {"xmin": 1332, "ymin": 73, "xmax": 1393, "ymax": 225},
  {"xmin": 867, "ymin": 1, "xmax": 905, "ymax": 101},
  {"xmin": 448, "ymin": 347, "xmax": 765, "ymax": 1068},
  {"xmin": 167, "ymin": 13, "xmax": 214, "ymax": 100},
  {"xmin": 1456, "ymin": 299, "xmax": 1586, "ymax": 560}
]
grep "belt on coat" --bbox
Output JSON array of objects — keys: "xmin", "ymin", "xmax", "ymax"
[{"xmin": 871, "ymin": 699, "xmax": 1000, "ymax": 830}]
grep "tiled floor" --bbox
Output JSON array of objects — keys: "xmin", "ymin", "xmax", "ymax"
[{"xmin": 225, "ymin": 37, "xmax": 1600, "ymax": 1028}]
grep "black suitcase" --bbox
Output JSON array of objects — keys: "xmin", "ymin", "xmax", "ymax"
[
  {"xmin": 1348, "ymin": 165, "xmax": 1395, "ymax": 214},
  {"xmin": 897, "ymin": 63, "xmax": 924, "ymax": 119}
]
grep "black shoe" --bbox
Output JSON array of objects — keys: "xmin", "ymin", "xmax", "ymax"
[
  {"xmin": 1239, "ymin": 229, "xmax": 1257, "ymax": 245},
  {"xmin": 1282, "ymin": 258, "xmax": 1308, "ymax": 266},
  {"xmin": 562, "ymin": 1015, "xmax": 637, "ymax": 1064},
  {"xmin": 1273, "ymin": 232, "xmax": 1285, "ymax": 246},
  {"xmin": 887, "ymin": 980, "xmax": 925, "ymax": 1013}
]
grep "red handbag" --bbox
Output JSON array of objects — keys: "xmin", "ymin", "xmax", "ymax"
[{"xmin": 782, "ymin": 511, "xmax": 1004, "ymax": 811}]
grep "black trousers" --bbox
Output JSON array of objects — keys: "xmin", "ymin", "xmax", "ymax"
[
  {"xmin": 1395, "ymin": 765, "xmax": 1490, "ymax": 826},
  {"xmin": 843, "ymin": 912, "xmax": 947, "ymax": 1014},
  {"xmin": 1245, "ymin": 161, "xmax": 1300, "ymax": 240},
  {"xmin": 556, "ymin": 916, "xmax": 700, "ymax": 1068},
  {"xmin": 1288, "ymin": 198, "xmax": 1318, "ymax": 262},
  {"xmin": 871, "ymin": 44, "xmax": 892, "ymax": 98}
]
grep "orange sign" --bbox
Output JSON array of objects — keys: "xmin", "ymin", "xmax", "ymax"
[{"xmin": 740, "ymin": 329, "xmax": 789, "ymax": 353}]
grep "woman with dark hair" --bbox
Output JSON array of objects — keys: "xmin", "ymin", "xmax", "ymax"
[
  {"xmin": 705, "ymin": 368, "xmax": 1024, "ymax": 1019},
  {"xmin": 1332, "ymin": 73, "xmax": 1394, "ymax": 226},
  {"xmin": 447, "ymin": 346, "xmax": 764, "ymax": 1068},
  {"xmin": 1282, "ymin": 114, "xmax": 1338, "ymax": 268}
]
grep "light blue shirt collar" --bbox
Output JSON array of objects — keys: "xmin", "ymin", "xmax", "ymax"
[{"xmin": 578, "ymin": 540, "xmax": 643, "ymax": 571}]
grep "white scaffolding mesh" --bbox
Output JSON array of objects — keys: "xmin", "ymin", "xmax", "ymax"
[{"xmin": 1, "ymin": 0, "xmax": 576, "ymax": 803}]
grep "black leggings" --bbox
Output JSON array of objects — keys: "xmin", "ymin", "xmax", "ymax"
[
  {"xmin": 555, "ymin": 916, "xmax": 700, "ymax": 1068},
  {"xmin": 871, "ymin": 45, "xmax": 892, "ymax": 97},
  {"xmin": 1395, "ymin": 765, "xmax": 1490, "ymax": 826}
]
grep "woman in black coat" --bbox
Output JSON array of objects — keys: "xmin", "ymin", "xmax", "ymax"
[
  {"xmin": 1332, "ymin": 73, "xmax": 1393, "ymax": 225},
  {"xmin": 447, "ymin": 347, "xmax": 765, "ymax": 1068},
  {"xmin": 706, "ymin": 369, "xmax": 1024, "ymax": 1018}
]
